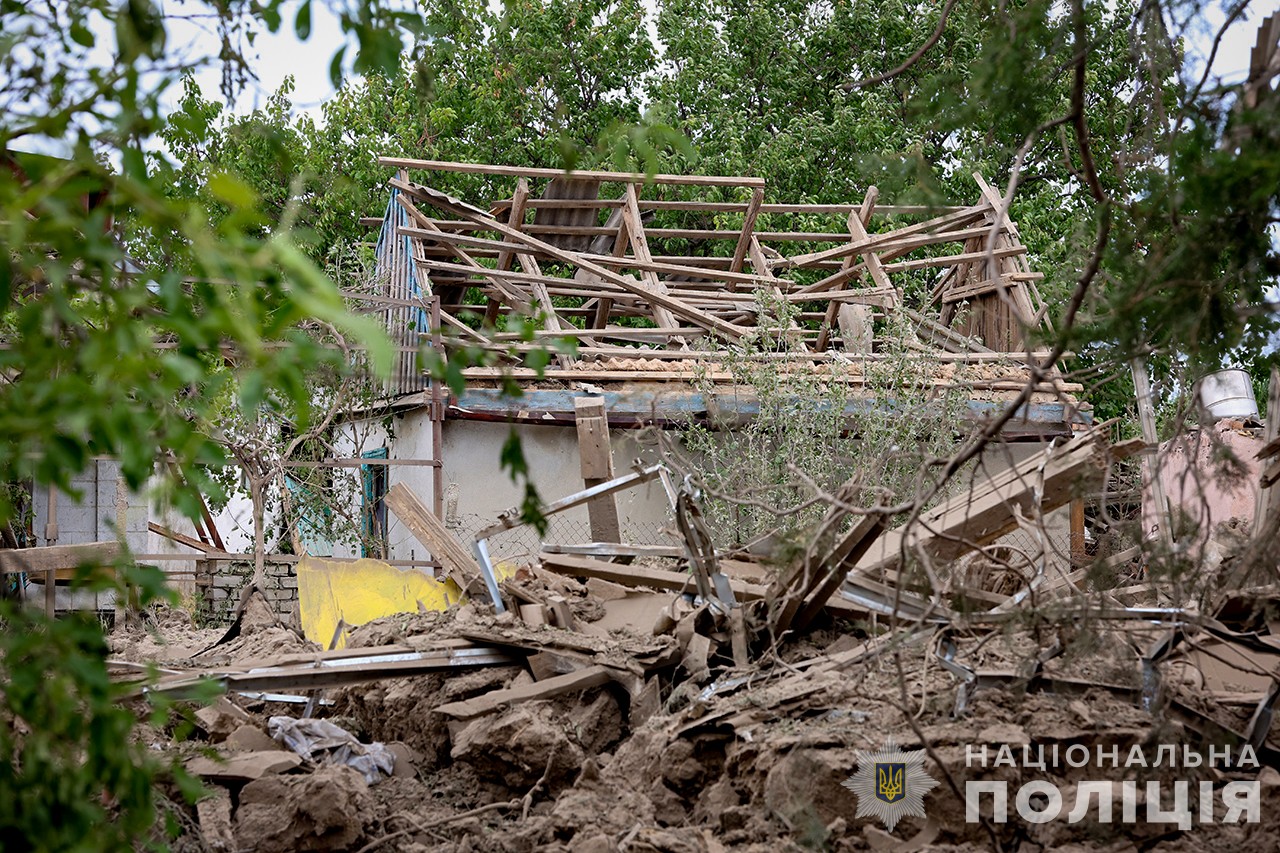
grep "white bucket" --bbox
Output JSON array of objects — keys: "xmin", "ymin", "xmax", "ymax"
[{"xmin": 1197, "ymin": 369, "xmax": 1259, "ymax": 420}]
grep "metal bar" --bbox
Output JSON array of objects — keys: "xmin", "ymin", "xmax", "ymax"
[
  {"xmin": 475, "ymin": 464, "xmax": 664, "ymax": 539},
  {"xmin": 471, "ymin": 538, "xmax": 507, "ymax": 614}
]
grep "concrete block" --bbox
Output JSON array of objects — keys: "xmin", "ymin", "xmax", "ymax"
[{"xmin": 212, "ymin": 575, "xmax": 244, "ymax": 589}]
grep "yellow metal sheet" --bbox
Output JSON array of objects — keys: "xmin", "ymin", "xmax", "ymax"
[{"xmin": 297, "ymin": 556, "xmax": 463, "ymax": 649}]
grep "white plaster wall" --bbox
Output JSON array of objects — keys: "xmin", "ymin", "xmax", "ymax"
[
  {"xmin": 331, "ymin": 411, "xmax": 678, "ymax": 565},
  {"xmin": 433, "ymin": 419, "xmax": 676, "ymax": 563},
  {"xmin": 330, "ymin": 407, "xmax": 1071, "ymax": 572}
]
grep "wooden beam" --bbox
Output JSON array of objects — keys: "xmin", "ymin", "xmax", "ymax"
[
  {"xmin": 728, "ymin": 187, "xmax": 765, "ymax": 280},
  {"xmin": 589, "ymin": 202, "xmax": 631, "ymax": 328},
  {"xmin": 0, "ymin": 541, "xmax": 119, "ymax": 576},
  {"xmin": 622, "ymin": 183, "xmax": 680, "ymax": 333},
  {"xmin": 384, "ymin": 483, "xmax": 483, "ymax": 591},
  {"xmin": 489, "ymin": 197, "xmax": 969, "ymax": 216},
  {"xmin": 379, "ymin": 156, "xmax": 766, "ymax": 188},
  {"xmin": 432, "ymin": 665, "xmax": 613, "ymax": 719},
  {"xmin": 855, "ymin": 432, "xmax": 1144, "ymax": 576},
  {"xmin": 149, "ymin": 522, "xmax": 214, "ymax": 553},
  {"xmin": 574, "ymin": 397, "xmax": 621, "ymax": 543},
  {"xmin": 484, "ymin": 176, "xmax": 532, "ymax": 326},
  {"xmin": 791, "ymin": 513, "xmax": 888, "ymax": 632},
  {"xmin": 817, "ymin": 187, "xmax": 879, "ymax": 350},
  {"xmin": 540, "ymin": 553, "xmax": 869, "ymax": 620},
  {"xmin": 400, "ymin": 180, "xmax": 748, "ymax": 341},
  {"xmin": 781, "ymin": 205, "xmax": 990, "ymax": 269},
  {"xmin": 748, "ymin": 236, "xmax": 809, "ymax": 352},
  {"xmin": 396, "ymin": 197, "xmax": 534, "ymax": 313}
]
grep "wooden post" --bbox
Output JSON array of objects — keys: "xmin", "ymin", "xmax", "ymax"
[
  {"xmin": 573, "ymin": 397, "xmax": 621, "ymax": 543},
  {"xmin": 430, "ymin": 296, "xmax": 446, "ymax": 519},
  {"xmin": 1069, "ymin": 498, "xmax": 1087, "ymax": 564},
  {"xmin": 1131, "ymin": 359, "xmax": 1173, "ymax": 552}
]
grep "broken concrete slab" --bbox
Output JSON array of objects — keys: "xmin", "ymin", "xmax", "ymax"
[
  {"xmin": 185, "ymin": 750, "xmax": 303, "ymax": 782},
  {"xmin": 224, "ymin": 724, "xmax": 284, "ymax": 753},
  {"xmin": 195, "ymin": 787, "xmax": 235, "ymax": 852},
  {"xmin": 194, "ymin": 697, "xmax": 254, "ymax": 742}
]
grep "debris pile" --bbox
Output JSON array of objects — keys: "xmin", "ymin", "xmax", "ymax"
[{"xmin": 111, "ymin": 415, "xmax": 1280, "ymax": 850}]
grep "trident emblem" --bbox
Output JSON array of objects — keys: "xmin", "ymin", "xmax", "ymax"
[{"xmin": 875, "ymin": 762, "xmax": 906, "ymax": 803}]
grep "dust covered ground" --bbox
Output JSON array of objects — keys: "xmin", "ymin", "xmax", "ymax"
[{"xmin": 113, "ymin": 590, "xmax": 1280, "ymax": 853}]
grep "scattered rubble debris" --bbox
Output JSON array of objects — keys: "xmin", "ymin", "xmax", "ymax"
[{"xmin": 107, "ymin": 403, "xmax": 1280, "ymax": 851}]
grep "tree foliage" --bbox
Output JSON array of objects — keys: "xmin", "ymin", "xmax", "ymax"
[
  {"xmin": 2, "ymin": 0, "xmax": 1278, "ymax": 846},
  {"xmin": 0, "ymin": 1, "xmax": 415, "ymax": 847}
]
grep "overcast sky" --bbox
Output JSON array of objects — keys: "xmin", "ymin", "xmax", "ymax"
[
  {"xmin": 12, "ymin": 0, "xmax": 1274, "ymax": 155},
  {"xmin": 182, "ymin": 0, "xmax": 1270, "ymax": 120}
]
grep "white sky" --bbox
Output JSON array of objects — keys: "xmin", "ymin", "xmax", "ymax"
[
  {"xmin": 165, "ymin": 2, "xmax": 349, "ymax": 116},
  {"xmin": 11, "ymin": 0, "xmax": 1277, "ymax": 150},
  {"xmin": 190, "ymin": 0, "xmax": 1274, "ymax": 120}
]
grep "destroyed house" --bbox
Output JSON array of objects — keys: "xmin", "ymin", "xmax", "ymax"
[{"xmin": 323, "ymin": 158, "xmax": 1091, "ymax": 573}]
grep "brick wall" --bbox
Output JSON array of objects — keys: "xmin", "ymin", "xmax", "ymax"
[{"xmin": 199, "ymin": 559, "xmax": 299, "ymax": 625}]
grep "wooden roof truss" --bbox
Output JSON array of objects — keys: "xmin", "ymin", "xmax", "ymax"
[{"xmin": 371, "ymin": 158, "xmax": 1057, "ymax": 382}]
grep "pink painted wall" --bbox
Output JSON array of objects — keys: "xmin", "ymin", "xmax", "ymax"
[{"xmin": 1157, "ymin": 420, "xmax": 1261, "ymax": 553}]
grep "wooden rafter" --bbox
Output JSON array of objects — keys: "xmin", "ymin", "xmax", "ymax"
[{"xmin": 371, "ymin": 160, "xmax": 1056, "ymax": 375}]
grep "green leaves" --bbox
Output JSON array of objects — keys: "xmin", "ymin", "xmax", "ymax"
[
  {"xmin": 295, "ymin": 0, "xmax": 313, "ymax": 39},
  {"xmin": 208, "ymin": 170, "xmax": 259, "ymax": 210},
  {"xmin": 500, "ymin": 428, "xmax": 548, "ymax": 534}
]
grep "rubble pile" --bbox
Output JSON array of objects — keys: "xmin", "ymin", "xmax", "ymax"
[{"xmin": 110, "ymin": 422, "xmax": 1280, "ymax": 850}]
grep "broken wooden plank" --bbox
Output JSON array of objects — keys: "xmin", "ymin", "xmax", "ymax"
[
  {"xmin": 539, "ymin": 553, "xmax": 868, "ymax": 620},
  {"xmin": 791, "ymin": 513, "xmax": 888, "ymax": 632},
  {"xmin": 149, "ymin": 643, "xmax": 519, "ymax": 697},
  {"xmin": 385, "ymin": 483, "xmax": 483, "ymax": 591},
  {"xmin": 0, "ymin": 541, "xmax": 119, "ymax": 575},
  {"xmin": 855, "ymin": 432, "xmax": 1143, "ymax": 576},
  {"xmin": 816, "ymin": 187, "xmax": 880, "ymax": 351},
  {"xmin": 433, "ymin": 665, "xmax": 613, "ymax": 719},
  {"xmin": 574, "ymin": 396, "xmax": 622, "ymax": 542},
  {"xmin": 728, "ymin": 187, "xmax": 765, "ymax": 278},
  {"xmin": 149, "ymin": 522, "xmax": 215, "ymax": 553}
]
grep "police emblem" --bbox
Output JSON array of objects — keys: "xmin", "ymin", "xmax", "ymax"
[
  {"xmin": 875, "ymin": 762, "xmax": 905, "ymax": 803},
  {"xmin": 842, "ymin": 740, "xmax": 938, "ymax": 832}
]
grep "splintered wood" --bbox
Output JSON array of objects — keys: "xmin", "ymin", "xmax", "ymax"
[{"xmin": 368, "ymin": 157, "xmax": 1065, "ymax": 387}]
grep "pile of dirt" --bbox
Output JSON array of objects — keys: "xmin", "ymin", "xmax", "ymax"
[
  {"xmin": 123, "ymin": 576, "xmax": 1280, "ymax": 852},
  {"xmin": 236, "ymin": 766, "xmax": 373, "ymax": 852}
]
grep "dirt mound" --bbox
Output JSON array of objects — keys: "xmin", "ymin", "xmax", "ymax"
[{"xmin": 235, "ymin": 766, "xmax": 372, "ymax": 852}]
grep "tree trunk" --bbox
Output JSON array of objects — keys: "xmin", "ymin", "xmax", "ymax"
[{"xmin": 250, "ymin": 473, "xmax": 266, "ymax": 587}]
